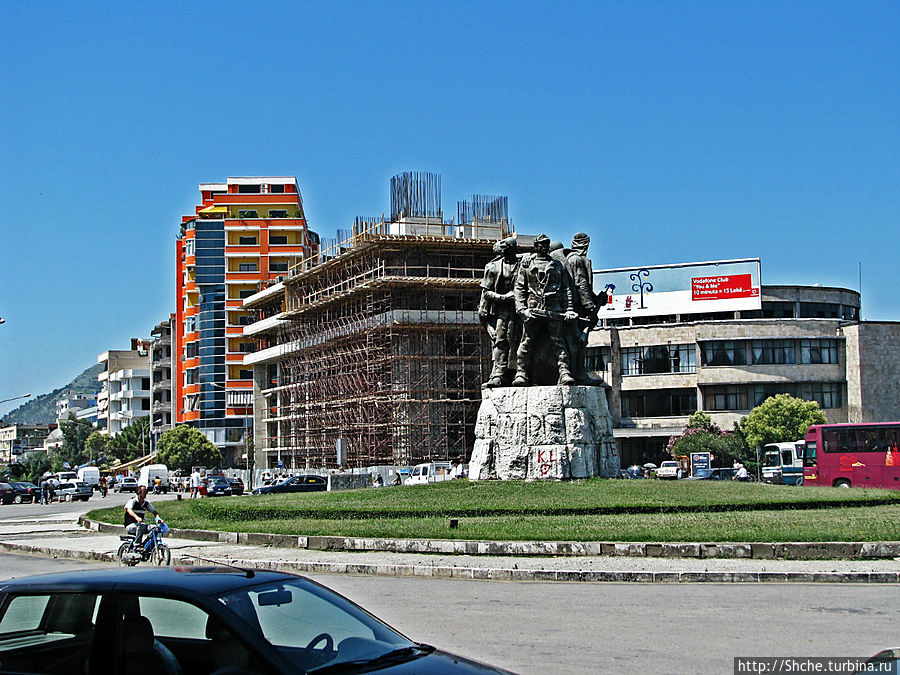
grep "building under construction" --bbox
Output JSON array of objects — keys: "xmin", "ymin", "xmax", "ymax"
[{"xmin": 243, "ymin": 173, "xmax": 520, "ymax": 470}]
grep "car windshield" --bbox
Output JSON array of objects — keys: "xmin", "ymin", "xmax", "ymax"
[
  {"xmin": 763, "ymin": 451, "xmax": 781, "ymax": 467},
  {"xmin": 693, "ymin": 469, "xmax": 714, "ymax": 478},
  {"xmin": 218, "ymin": 578, "xmax": 416, "ymax": 673},
  {"xmin": 660, "ymin": 462, "xmax": 676, "ymax": 468}
]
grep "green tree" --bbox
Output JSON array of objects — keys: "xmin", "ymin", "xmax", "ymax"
[
  {"xmin": 107, "ymin": 417, "xmax": 151, "ymax": 463},
  {"xmin": 84, "ymin": 432, "xmax": 109, "ymax": 464},
  {"xmin": 17, "ymin": 451, "xmax": 53, "ymax": 485},
  {"xmin": 741, "ymin": 393, "xmax": 827, "ymax": 451},
  {"xmin": 667, "ymin": 412, "xmax": 754, "ymax": 470},
  {"xmin": 57, "ymin": 416, "xmax": 96, "ymax": 469},
  {"xmin": 157, "ymin": 425, "xmax": 222, "ymax": 472}
]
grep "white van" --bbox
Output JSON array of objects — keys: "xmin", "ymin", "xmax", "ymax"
[
  {"xmin": 404, "ymin": 462, "xmax": 453, "ymax": 486},
  {"xmin": 138, "ymin": 464, "xmax": 170, "ymax": 493},
  {"xmin": 77, "ymin": 466, "xmax": 100, "ymax": 490}
]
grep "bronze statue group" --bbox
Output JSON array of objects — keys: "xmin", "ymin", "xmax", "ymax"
[{"xmin": 479, "ymin": 232, "xmax": 607, "ymax": 388}]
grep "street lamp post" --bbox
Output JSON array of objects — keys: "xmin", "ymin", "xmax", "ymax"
[{"xmin": 0, "ymin": 393, "xmax": 31, "ymax": 406}]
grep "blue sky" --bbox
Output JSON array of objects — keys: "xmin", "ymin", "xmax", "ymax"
[{"xmin": 1, "ymin": 1, "xmax": 898, "ymax": 416}]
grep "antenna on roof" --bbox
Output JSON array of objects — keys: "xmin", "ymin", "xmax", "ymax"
[{"xmin": 179, "ymin": 554, "xmax": 256, "ymax": 578}]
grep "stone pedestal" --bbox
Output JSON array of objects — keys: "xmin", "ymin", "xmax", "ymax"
[{"xmin": 469, "ymin": 386, "xmax": 620, "ymax": 480}]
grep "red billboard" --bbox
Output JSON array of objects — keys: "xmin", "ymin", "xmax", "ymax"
[{"xmin": 691, "ymin": 274, "xmax": 758, "ymax": 301}]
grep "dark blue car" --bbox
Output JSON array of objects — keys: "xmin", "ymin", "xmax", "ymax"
[
  {"xmin": 0, "ymin": 567, "xmax": 512, "ymax": 674},
  {"xmin": 251, "ymin": 474, "xmax": 327, "ymax": 496}
]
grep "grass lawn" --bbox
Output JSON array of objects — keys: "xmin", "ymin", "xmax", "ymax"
[{"xmin": 87, "ymin": 479, "xmax": 900, "ymax": 543}]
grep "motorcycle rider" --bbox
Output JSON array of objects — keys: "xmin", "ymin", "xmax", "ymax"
[{"xmin": 124, "ymin": 485, "xmax": 159, "ymax": 548}]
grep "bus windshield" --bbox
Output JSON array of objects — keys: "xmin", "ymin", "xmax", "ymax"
[
  {"xmin": 803, "ymin": 441, "xmax": 817, "ymax": 468},
  {"xmin": 763, "ymin": 451, "xmax": 781, "ymax": 468}
]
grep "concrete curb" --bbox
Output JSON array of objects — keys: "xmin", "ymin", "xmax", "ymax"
[
  {"xmin": 78, "ymin": 517, "xmax": 900, "ymax": 561},
  {"xmin": 3, "ymin": 539, "xmax": 898, "ymax": 584}
]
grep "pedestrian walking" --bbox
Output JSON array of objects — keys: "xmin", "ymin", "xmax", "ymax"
[
  {"xmin": 40, "ymin": 479, "xmax": 49, "ymax": 505},
  {"xmin": 189, "ymin": 469, "xmax": 201, "ymax": 498}
]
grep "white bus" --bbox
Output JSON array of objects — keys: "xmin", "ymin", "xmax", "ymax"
[{"xmin": 761, "ymin": 441, "xmax": 805, "ymax": 485}]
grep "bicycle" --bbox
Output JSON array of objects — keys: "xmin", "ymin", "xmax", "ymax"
[{"xmin": 117, "ymin": 516, "xmax": 171, "ymax": 566}]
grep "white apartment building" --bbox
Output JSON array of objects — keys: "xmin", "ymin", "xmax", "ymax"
[{"xmin": 97, "ymin": 339, "xmax": 152, "ymax": 437}]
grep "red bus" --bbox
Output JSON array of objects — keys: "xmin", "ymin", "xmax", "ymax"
[{"xmin": 802, "ymin": 422, "xmax": 900, "ymax": 489}]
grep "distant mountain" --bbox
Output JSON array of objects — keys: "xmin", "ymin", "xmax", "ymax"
[{"xmin": 1, "ymin": 364, "xmax": 103, "ymax": 425}]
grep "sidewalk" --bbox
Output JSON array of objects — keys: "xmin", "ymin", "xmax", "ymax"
[{"xmin": 1, "ymin": 513, "xmax": 899, "ymax": 583}]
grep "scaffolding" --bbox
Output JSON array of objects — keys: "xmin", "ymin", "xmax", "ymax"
[{"xmin": 257, "ymin": 229, "xmax": 507, "ymax": 470}]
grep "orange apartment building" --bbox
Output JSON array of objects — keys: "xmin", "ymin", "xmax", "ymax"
[{"xmin": 174, "ymin": 177, "xmax": 318, "ymax": 465}]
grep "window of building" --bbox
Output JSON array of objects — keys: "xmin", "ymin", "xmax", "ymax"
[
  {"xmin": 270, "ymin": 235, "xmax": 288, "ymax": 245},
  {"xmin": 238, "ymin": 185, "xmax": 261, "ymax": 194},
  {"xmin": 585, "ymin": 347, "xmax": 610, "ymax": 372},
  {"xmin": 702, "ymin": 341, "xmax": 748, "ymax": 366},
  {"xmin": 239, "ymin": 342, "xmax": 255, "ymax": 354},
  {"xmin": 268, "ymin": 209, "xmax": 288, "ymax": 218},
  {"xmin": 186, "ymin": 394, "xmax": 199, "ymax": 412},
  {"xmin": 185, "ymin": 317, "xmax": 197, "ymax": 333},
  {"xmin": 269, "ymin": 184, "xmax": 286, "ymax": 193},
  {"xmin": 185, "ymin": 368, "xmax": 198, "ymax": 385},
  {"xmin": 799, "ymin": 302, "xmax": 841, "ymax": 318},
  {"xmin": 184, "ymin": 239, "xmax": 195, "ymax": 256},
  {"xmin": 704, "ymin": 386, "xmax": 748, "ymax": 411},
  {"xmin": 622, "ymin": 344, "xmax": 697, "ymax": 375},
  {"xmin": 238, "ymin": 263, "xmax": 258, "ymax": 272},
  {"xmin": 750, "ymin": 339, "xmax": 795, "ymax": 365},
  {"xmin": 185, "ymin": 343, "xmax": 199, "ymax": 358},
  {"xmin": 841, "ymin": 305, "xmax": 859, "ymax": 321},
  {"xmin": 142, "ymin": 399, "xmax": 150, "ymax": 410},
  {"xmin": 141, "ymin": 378, "xmax": 150, "ymax": 390},
  {"xmin": 239, "ymin": 369, "xmax": 253, "ymax": 380},
  {"xmin": 238, "ymin": 210, "xmax": 259, "ymax": 218},
  {"xmin": 750, "ymin": 383, "xmax": 797, "ymax": 407},
  {"xmin": 269, "ymin": 262, "xmax": 288, "ymax": 272},
  {"xmin": 238, "ymin": 236, "xmax": 257, "ymax": 245},
  {"xmin": 798, "ymin": 382, "xmax": 843, "ymax": 409},
  {"xmin": 800, "ymin": 339, "xmax": 839, "ymax": 364},
  {"xmin": 239, "ymin": 289, "xmax": 256, "ymax": 299},
  {"xmin": 742, "ymin": 301, "xmax": 795, "ymax": 319},
  {"xmin": 621, "ymin": 389, "xmax": 696, "ymax": 417}
]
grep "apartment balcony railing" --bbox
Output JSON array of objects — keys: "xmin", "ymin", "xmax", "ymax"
[{"xmin": 152, "ymin": 379, "xmax": 172, "ymax": 393}]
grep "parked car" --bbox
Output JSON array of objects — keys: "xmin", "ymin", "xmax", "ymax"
[
  {"xmin": 54, "ymin": 481, "xmax": 93, "ymax": 502},
  {"xmin": 227, "ymin": 476, "xmax": 245, "ymax": 495},
  {"xmin": 655, "ymin": 461, "xmax": 679, "ymax": 479},
  {"xmin": 687, "ymin": 467, "xmax": 738, "ymax": 481},
  {"xmin": 252, "ymin": 474, "xmax": 327, "ymax": 495},
  {"xmin": 8, "ymin": 482, "xmax": 39, "ymax": 503},
  {"xmin": 205, "ymin": 475, "xmax": 233, "ymax": 497},
  {"xmin": 0, "ymin": 483, "xmax": 14, "ymax": 505},
  {"xmin": 0, "ymin": 567, "xmax": 513, "ymax": 674},
  {"xmin": 113, "ymin": 476, "xmax": 138, "ymax": 493}
]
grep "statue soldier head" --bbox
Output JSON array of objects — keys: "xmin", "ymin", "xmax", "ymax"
[
  {"xmin": 571, "ymin": 232, "xmax": 590, "ymax": 253},
  {"xmin": 533, "ymin": 234, "xmax": 551, "ymax": 256}
]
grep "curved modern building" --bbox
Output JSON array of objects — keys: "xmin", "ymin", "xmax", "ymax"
[{"xmin": 586, "ymin": 284, "xmax": 900, "ymax": 467}]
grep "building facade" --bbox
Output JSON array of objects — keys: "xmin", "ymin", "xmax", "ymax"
[
  {"xmin": 149, "ymin": 317, "xmax": 174, "ymax": 450},
  {"xmin": 97, "ymin": 339, "xmax": 151, "ymax": 437},
  {"xmin": 174, "ymin": 177, "xmax": 317, "ymax": 466},
  {"xmin": 55, "ymin": 393, "xmax": 95, "ymax": 422},
  {"xmin": 586, "ymin": 285, "xmax": 900, "ymax": 466},
  {"xmin": 0, "ymin": 424, "xmax": 52, "ymax": 465}
]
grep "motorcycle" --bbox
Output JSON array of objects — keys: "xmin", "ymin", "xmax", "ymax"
[{"xmin": 117, "ymin": 516, "xmax": 171, "ymax": 566}]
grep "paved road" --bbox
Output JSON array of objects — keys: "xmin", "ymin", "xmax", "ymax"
[
  {"xmin": 0, "ymin": 490, "xmax": 181, "ymax": 520},
  {"xmin": 1, "ymin": 549, "xmax": 897, "ymax": 674}
]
